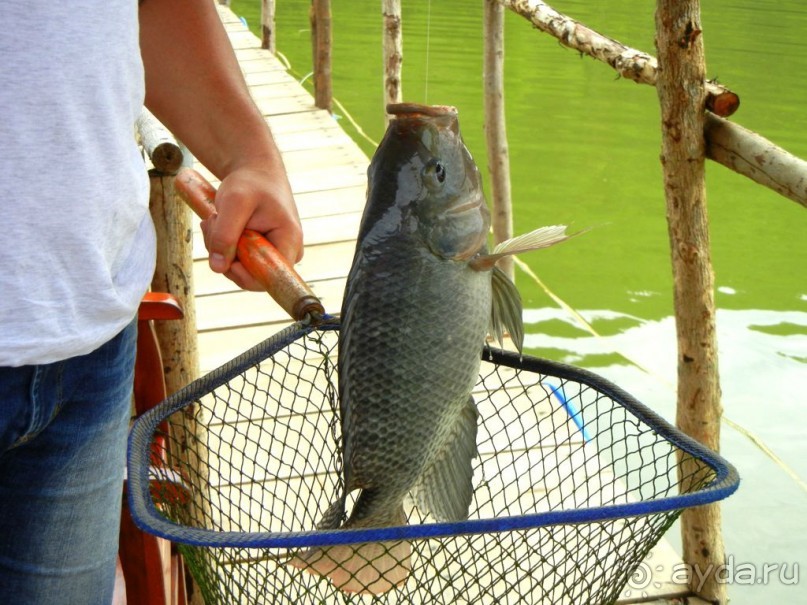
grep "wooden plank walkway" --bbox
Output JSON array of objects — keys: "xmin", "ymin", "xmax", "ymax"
[
  {"xmin": 192, "ymin": 7, "xmax": 367, "ymax": 373},
  {"xmin": 183, "ymin": 6, "xmax": 696, "ymax": 604}
]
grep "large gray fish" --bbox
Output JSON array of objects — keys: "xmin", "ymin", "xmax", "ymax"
[{"xmin": 289, "ymin": 103, "xmax": 569, "ymax": 594}]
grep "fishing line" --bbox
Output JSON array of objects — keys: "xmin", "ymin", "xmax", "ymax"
[{"xmin": 424, "ymin": 0, "xmax": 432, "ymax": 103}]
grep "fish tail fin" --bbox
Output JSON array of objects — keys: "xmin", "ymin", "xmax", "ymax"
[
  {"xmin": 287, "ymin": 506, "xmax": 411, "ymax": 595},
  {"xmin": 288, "ymin": 537, "xmax": 411, "ymax": 595}
]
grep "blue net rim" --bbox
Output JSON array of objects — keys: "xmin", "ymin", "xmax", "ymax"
[{"xmin": 126, "ymin": 320, "xmax": 740, "ymax": 549}]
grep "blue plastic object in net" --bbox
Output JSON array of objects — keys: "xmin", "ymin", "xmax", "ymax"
[{"xmin": 127, "ymin": 320, "xmax": 738, "ymax": 604}]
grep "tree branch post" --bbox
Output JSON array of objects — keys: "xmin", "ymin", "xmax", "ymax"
[
  {"xmin": 501, "ymin": 0, "xmax": 807, "ymax": 207},
  {"xmin": 484, "ymin": 0, "xmax": 514, "ymax": 280},
  {"xmin": 655, "ymin": 2, "xmax": 726, "ymax": 602},
  {"xmin": 261, "ymin": 0, "xmax": 276, "ymax": 53},
  {"xmin": 502, "ymin": 0, "xmax": 739, "ymax": 116},
  {"xmin": 382, "ymin": 0, "xmax": 403, "ymax": 124},
  {"xmin": 706, "ymin": 113, "xmax": 807, "ymax": 208},
  {"xmin": 136, "ymin": 109, "xmax": 212, "ymax": 604},
  {"xmin": 310, "ymin": 0, "xmax": 332, "ymax": 113}
]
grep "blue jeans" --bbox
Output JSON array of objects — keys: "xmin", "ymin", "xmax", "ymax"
[{"xmin": 0, "ymin": 320, "xmax": 137, "ymax": 605}]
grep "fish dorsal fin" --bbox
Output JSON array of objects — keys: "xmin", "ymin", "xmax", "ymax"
[
  {"xmin": 490, "ymin": 266, "xmax": 524, "ymax": 352},
  {"xmin": 411, "ymin": 397, "xmax": 479, "ymax": 522}
]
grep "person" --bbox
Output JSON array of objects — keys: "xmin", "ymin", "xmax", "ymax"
[{"xmin": 0, "ymin": 2, "xmax": 303, "ymax": 603}]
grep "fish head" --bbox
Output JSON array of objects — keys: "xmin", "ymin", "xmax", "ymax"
[{"xmin": 361, "ymin": 103, "xmax": 490, "ymax": 261}]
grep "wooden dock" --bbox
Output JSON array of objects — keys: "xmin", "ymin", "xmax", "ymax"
[
  {"xmin": 180, "ymin": 6, "xmax": 700, "ymax": 604},
  {"xmin": 191, "ymin": 7, "xmax": 367, "ymax": 373}
]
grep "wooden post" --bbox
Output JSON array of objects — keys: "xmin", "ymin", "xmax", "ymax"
[
  {"xmin": 137, "ymin": 114, "xmax": 206, "ymax": 605},
  {"xmin": 310, "ymin": 0, "xmax": 332, "ymax": 112},
  {"xmin": 135, "ymin": 109, "xmax": 199, "ymax": 394},
  {"xmin": 136, "ymin": 113, "xmax": 199, "ymax": 395},
  {"xmin": 655, "ymin": 2, "xmax": 726, "ymax": 603},
  {"xmin": 483, "ymin": 0, "xmax": 514, "ymax": 280},
  {"xmin": 149, "ymin": 174, "xmax": 208, "ymax": 605},
  {"xmin": 261, "ymin": 0, "xmax": 276, "ymax": 53},
  {"xmin": 148, "ymin": 176, "xmax": 200, "ymax": 398},
  {"xmin": 382, "ymin": 0, "xmax": 403, "ymax": 123}
]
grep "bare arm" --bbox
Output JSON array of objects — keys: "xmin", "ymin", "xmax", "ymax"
[{"xmin": 139, "ymin": 0, "xmax": 302, "ymax": 289}]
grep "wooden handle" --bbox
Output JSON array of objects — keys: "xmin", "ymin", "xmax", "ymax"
[{"xmin": 175, "ymin": 167, "xmax": 324, "ymax": 322}]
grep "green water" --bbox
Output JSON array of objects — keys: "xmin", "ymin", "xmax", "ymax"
[
  {"xmin": 240, "ymin": 0, "xmax": 807, "ymax": 320},
  {"xmin": 232, "ymin": 1, "xmax": 806, "ymax": 602}
]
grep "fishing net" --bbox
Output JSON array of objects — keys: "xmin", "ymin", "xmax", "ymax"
[{"xmin": 127, "ymin": 319, "xmax": 738, "ymax": 605}]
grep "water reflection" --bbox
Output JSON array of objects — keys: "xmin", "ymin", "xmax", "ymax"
[{"xmin": 524, "ymin": 308, "xmax": 807, "ymax": 373}]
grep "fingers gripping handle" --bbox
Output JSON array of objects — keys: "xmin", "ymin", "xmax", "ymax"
[
  {"xmin": 175, "ymin": 167, "xmax": 324, "ymax": 322},
  {"xmin": 235, "ymin": 231, "xmax": 325, "ymax": 322}
]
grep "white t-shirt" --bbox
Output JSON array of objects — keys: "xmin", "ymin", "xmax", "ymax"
[{"xmin": 0, "ymin": 2, "xmax": 156, "ymax": 366}]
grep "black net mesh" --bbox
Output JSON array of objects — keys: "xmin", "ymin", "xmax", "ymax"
[{"xmin": 133, "ymin": 322, "xmax": 736, "ymax": 605}]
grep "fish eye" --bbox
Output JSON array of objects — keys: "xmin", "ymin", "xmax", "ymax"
[
  {"xmin": 423, "ymin": 160, "xmax": 447, "ymax": 189},
  {"xmin": 435, "ymin": 162, "xmax": 446, "ymax": 183}
]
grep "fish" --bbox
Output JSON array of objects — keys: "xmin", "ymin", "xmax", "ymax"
[{"xmin": 289, "ymin": 103, "xmax": 571, "ymax": 594}]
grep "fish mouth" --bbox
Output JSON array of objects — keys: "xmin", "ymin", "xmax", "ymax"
[
  {"xmin": 445, "ymin": 196, "xmax": 484, "ymax": 215},
  {"xmin": 387, "ymin": 103, "xmax": 458, "ymax": 119}
]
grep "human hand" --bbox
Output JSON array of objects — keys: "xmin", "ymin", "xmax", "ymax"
[{"xmin": 200, "ymin": 166, "xmax": 303, "ymax": 291}]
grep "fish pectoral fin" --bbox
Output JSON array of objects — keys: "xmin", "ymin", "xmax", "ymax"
[
  {"xmin": 412, "ymin": 397, "xmax": 479, "ymax": 522},
  {"xmin": 490, "ymin": 266, "xmax": 524, "ymax": 352},
  {"xmin": 470, "ymin": 224, "xmax": 577, "ymax": 271},
  {"xmin": 492, "ymin": 224, "xmax": 572, "ymax": 255}
]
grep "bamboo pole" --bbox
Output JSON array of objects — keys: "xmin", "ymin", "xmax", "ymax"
[
  {"xmin": 483, "ymin": 0, "xmax": 514, "ymax": 280},
  {"xmin": 382, "ymin": 0, "xmax": 403, "ymax": 123},
  {"xmin": 310, "ymin": 0, "xmax": 333, "ymax": 112},
  {"xmin": 655, "ymin": 2, "xmax": 726, "ymax": 603},
  {"xmin": 261, "ymin": 0, "xmax": 276, "ymax": 53},
  {"xmin": 501, "ymin": 0, "xmax": 807, "ymax": 209}
]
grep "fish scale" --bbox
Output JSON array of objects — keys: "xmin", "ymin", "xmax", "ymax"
[{"xmin": 341, "ymin": 256, "xmax": 490, "ymax": 511}]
